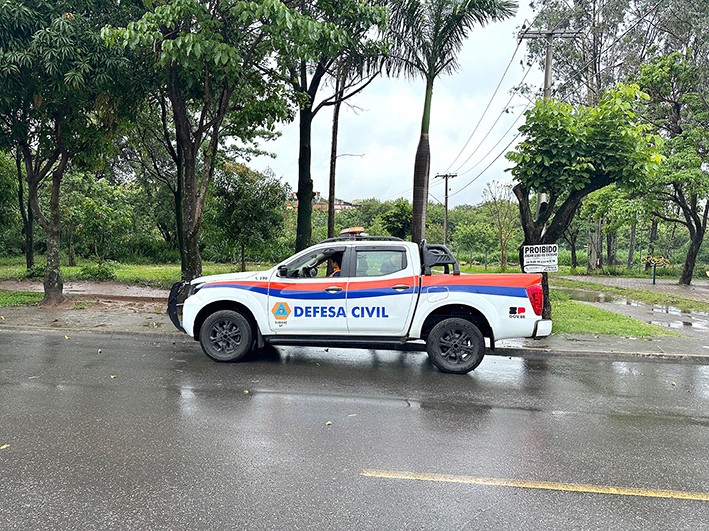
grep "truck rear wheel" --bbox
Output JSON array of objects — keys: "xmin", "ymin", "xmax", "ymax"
[
  {"xmin": 199, "ymin": 310, "xmax": 253, "ymax": 362},
  {"xmin": 426, "ymin": 318, "xmax": 485, "ymax": 374}
]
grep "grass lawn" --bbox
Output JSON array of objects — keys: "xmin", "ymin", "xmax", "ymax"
[
  {"xmin": 0, "ymin": 290, "xmax": 43, "ymax": 307},
  {"xmin": 0, "ymin": 257, "xmax": 255, "ymax": 289},
  {"xmin": 551, "ymin": 300, "xmax": 676, "ymax": 338}
]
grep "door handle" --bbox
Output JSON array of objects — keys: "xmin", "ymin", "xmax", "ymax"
[
  {"xmin": 325, "ymin": 286, "xmax": 343, "ymax": 293},
  {"xmin": 391, "ymin": 284, "xmax": 410, "ymax": 292}
]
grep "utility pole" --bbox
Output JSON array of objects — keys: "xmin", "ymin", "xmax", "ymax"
[
  {"xmin": 517, "ymin": 27, "xmax": 581, "ymax": 220},
  {"xmin": 517, "ymin": 28, "xmax": 581, "ymax": 98},
  {"xmin": 434, "ymin": 173, "xmax": 457, "ymax": 246}
]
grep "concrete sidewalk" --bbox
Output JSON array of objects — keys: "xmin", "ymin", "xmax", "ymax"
[{"xmin": 1, "ymin": 280, "xmax": 708, "ymax": 365}]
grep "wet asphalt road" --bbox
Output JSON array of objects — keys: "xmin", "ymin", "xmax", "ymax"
[{"xmin": 1, "ymin": 330, "xmax": 708, "ymax": 530}]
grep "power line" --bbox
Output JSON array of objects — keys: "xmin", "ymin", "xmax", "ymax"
[
  {"xmin": 448, "ymin": 132, "xmax": 522, "ymax": 200},
  {"xmin": 553, "ymin": 0, "xmax": 666, "ymax": 95},
  {"xmin": 451, "ymin": 63, "xmax": 534, "ymax": 174},
  {"xmin": 443, "ymin": 40, "xmax": 522, "ymax": 173},
  {"xmin": 456, "ymin": 101, "xmax": 530, "ymax": 178}
]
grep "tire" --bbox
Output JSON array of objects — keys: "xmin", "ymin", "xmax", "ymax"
[
  {"xmin": 199, "ymin": 310, "xmax": 253, "ymax": 362},
  {"xmin": 426, "ymin": 318, "xmax": 485, "ymax": 374}
]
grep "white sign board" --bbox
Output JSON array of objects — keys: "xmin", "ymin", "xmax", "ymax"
[{"xmin": 523, "ymin": 244, "xmax": 558, "ymax": 273}]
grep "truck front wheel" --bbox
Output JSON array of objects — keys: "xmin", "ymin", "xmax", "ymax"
[
  {"xmin": 426, "ymin": 318, "xmax": 485, "ymax": 374},
  {"xmin": 199, "ymin": 310, "xmax": 253, "ymax": 362}
]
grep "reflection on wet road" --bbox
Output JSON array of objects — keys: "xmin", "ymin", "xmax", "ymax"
[{"xmin": 1, "ymin": 330, "xmax": 707, "ymax": 530}]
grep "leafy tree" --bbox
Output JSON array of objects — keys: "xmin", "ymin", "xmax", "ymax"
[
  {"xmin": 384, "ymin": 0, "xmax": 516, "ymax": 243},
  {"xmin": 507, "ymin": 85, "xmax": 661, "ymax": 317},
  {"xmin": 481, "ymin": 181, "xmax": 519, "ymax": 268},
  {"xmin": 0, "ymin": 1, "xmax": 137, "ymax": 304},
  {"xmin": 285, "ymin": 1, "xmax": 386, "ymax": 251},
  {"xmin": 61, "ymin": 173, "xmax": 133, "ymax": 265},
  {"xmin": 0, "ymin": 151, "xmax": 20, "ymax": 256},
  {"xmin": 381, "ymin": 198, "xmax": 413, "ymax": 240},
  {"xmin": 452, "ymin": 219, "xmax": 497, "ymax": 267},
  {"xmin": 106, "ymin": 1, "xmax": 383, "ymax": 277},
  {"xmin": 336, "ymin": 198, "xmax": 391, "ymax": 229},
  {"xmin": 204, "ymin": 164, "xmax": 289, "ymax": 271},
  {"xmin": 637, "ymin": 54, "xmax": 709, "ymax": 285}
]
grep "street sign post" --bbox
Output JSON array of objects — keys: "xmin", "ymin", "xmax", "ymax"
[{"xmin": 523, "ymin": 244, "xmax": 559, "ymax": 273}]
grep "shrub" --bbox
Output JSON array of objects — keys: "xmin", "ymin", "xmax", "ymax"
[
  {"xmin": 78, "ymin": 262, "xmax": 116, "ymax": 281},
  {"xmin": 21, "ymin": 264, "xmax": 46, "ymax": 279}
]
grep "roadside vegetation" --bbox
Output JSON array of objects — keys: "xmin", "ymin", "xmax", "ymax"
[
  {"xmin": 550, "ymin": 277, "xmax": 709, "ymax": 314},
  {"xmin": 548, "ymin": 291, "xmax": 678, "ymax": 338},
  {"xmin": 0, "ymin": 290, "xmax": 43, "ymax": 307},
  {"xmin": 1, "ymin": 255, "xmax": 692, "ymax": 339}
]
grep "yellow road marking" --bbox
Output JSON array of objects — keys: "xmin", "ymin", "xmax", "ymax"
[{"xmin": 361, "ymin": 470, "xmax": 709, "ymax": 502}]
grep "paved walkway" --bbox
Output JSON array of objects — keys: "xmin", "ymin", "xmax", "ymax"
[{"xmin": 1, "ymin": 278, "xmax": 708, "ymax": 364}]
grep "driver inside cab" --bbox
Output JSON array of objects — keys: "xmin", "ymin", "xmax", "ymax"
[{"xmin": 329, "ymin": 253, "xmax": 342, "ymax": 277}]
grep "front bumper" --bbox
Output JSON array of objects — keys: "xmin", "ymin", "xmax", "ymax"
[
  {"xmin": 533, "ymin": 319, "xmax": 552, "ymax": 339},
  {"xmin": 167, "ymin": 281, "xmax": 190, "ymax": 333}
]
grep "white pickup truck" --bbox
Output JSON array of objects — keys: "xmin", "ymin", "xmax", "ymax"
[{"xmin": 168, "ymin": 232, "xmax": 551, "ymax": 374}]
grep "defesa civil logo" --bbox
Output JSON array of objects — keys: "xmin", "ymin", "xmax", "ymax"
[{"xmin": 271, "ymin": 302, "xmax": 291, "ymax": 321}]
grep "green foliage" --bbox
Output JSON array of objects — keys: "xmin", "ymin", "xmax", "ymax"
[
  {"xmin": 21, "ymin": 264, "xmax": 46, "ymax": 279},
  {"xmin": 508, "ymin": 85, "xmax": 662, "ymax": 195},
  {"xmin": 61, "ymin": 173, "xmax": 133, "ymax": 263},
  {"xmin": 380, "ymin": 199, "xmax": 412, "ymax": 239},
  {"xmin": 203, "ymin": 165, "xmax": 289, "ymax": 265},
  {"xmin": 0, "ymin": 151, "xmax": 21, "ymax": 256},
  {"xmin": 0, "ymin": 290, "xmax": 43, "ymax": 307},
  {"xmin": 551, "ymin": 300, "xmax": 675, "ymax": 337},
  {"xmin": 78, "ymin": 262, "xmax": 117, "ymax": 281}
]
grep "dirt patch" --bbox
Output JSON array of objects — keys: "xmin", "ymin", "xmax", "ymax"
[
  {"xmin": 0, "ymin": 280, "xmax": 168, "ymax": 312},
  {"xmin": 64, "ymin": 298, "xmax": 167, "ymax": 314}
]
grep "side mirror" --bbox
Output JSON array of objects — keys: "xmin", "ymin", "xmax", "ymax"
[{"xmin": 277, "ymin": 265, "xmax": 288, "ymax": 277}]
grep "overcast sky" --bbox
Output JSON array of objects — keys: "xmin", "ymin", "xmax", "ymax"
[{"xmin": 249, "ymin": 3, "xmax": 544, "ymax": 209}]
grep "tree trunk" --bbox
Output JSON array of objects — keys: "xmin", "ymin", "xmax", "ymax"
[
  {"xmin": 606, "ymin": 230, "xmax": 617, "ymax": 266},
  {"xmin": 173, "ymin": 188, "xmax": 186, "ymax": 276},
  {"xmin": 327, "ymin": 74, "xmax": 344, "ymax": 239},
  {"xmin": 412, "ymin": 78, "xmax": 434, "ymax": 244},
  {"xmin": 679, "ymin": 235, "xmax": 701, "ymax": 285},
  {"xmin": 645, "ymin": 218, "xmax": 658, "ymax": 271},
  {"xmin": 627, "ymin": 223, "xmax": 636, "ymax": 269},
  {"xmin": 16, "ymin": 149, "xmax": 34, "ymax": 270},
  {"xmin": 563, "ymin": 227, "xmax": 579, "ymax": 268},
  {"xmin": 183, "ymin": 230, "xmax": 201, "ymax": 281},
  {"xmin": 587, "ymin": 217, "xmax": 603, "ymax": 271},
  {"xmin": 241, "ymin": 241, "xmax": 246, "ymax": 273},
  {"xmin": 42, "ymin": 171, "xmax": 64, "ymax": 305},
  {"xmin": 296, "ymin": 106, "xmax": 314, "ymax": 251},
  {"xmin": 23, "ymin": 141, "xmax": 66, "ymax": 305},
  {"xmin": 678, "ymin": 203, "xmax": 708, "ymax": 285},
  {"xmin": 570, "ymin": 243, "xmax": 578, "ymax": 269},
  {"xmin": 26, "ymin": 205, "xmax": 34, "ymax": 270}
]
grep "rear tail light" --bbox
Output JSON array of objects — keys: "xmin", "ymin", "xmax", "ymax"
[{"xmin": 526, "ymin": 284, "xmax": 543, "ymax": 316}]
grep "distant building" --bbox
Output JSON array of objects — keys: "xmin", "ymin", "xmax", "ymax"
[{"xmin": 287, "ymin": 191, "xmax": 356, "ymax": 211}]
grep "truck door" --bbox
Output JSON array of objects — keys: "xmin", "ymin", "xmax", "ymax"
[
  {"xmin": 345, "ymin": 246, "xmax": 418, "ymax": 336},
  {"xmin": 268, "ymin": 246, "xmax": 348, "ymax": 334}
]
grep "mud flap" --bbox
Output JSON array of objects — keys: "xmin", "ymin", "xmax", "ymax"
[{"xmin": 167, "ymin": 281, "xmax": 188, "ymax": 333}]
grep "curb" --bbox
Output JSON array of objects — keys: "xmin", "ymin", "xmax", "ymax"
[
  {"xmin": 0, "ymin": 323, "xmax": 183, "ymax": 339},
  {"xmin": 495, "ymin": 347, "xmax": 709, "ymax": 365}
]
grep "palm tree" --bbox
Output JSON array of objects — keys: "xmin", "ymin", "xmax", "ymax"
[{"xmin": 385, "ymin": 0, "xmax": 517, "ymax": 243}]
